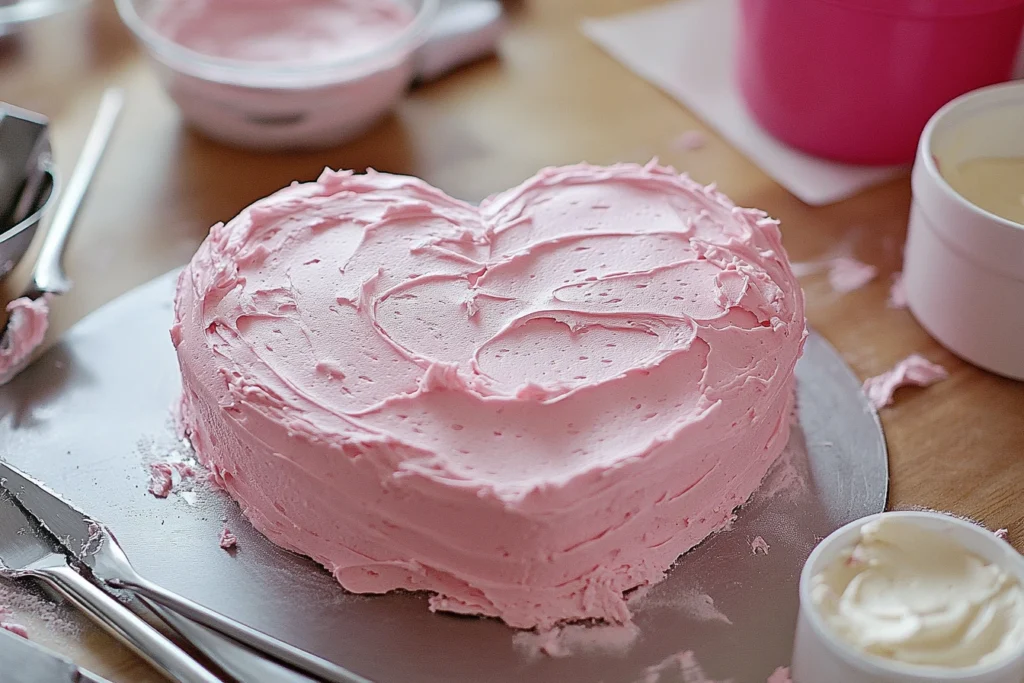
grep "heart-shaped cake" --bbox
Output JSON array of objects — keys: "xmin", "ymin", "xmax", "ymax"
[{"xmin": 173, "ymin": 162, "xmax": 806, "ymax": 629}]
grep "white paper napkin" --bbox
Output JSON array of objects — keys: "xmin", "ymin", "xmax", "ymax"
[{"xmin": 581, "ymin": 0, "xmax": 905, "ymax": 206}]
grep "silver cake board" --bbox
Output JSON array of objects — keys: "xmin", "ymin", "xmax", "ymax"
[{"xmin": 0, "ymin": 270, "xmax": 888, "ymax": 683}]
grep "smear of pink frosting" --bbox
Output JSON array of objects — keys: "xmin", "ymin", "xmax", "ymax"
[
  {"xmin": 219, "ymin": 528, "xmax": 238, "ymax": 550},
  {"xmin": 825, "ymin": 256, "xmax": 877, "ymax": 293},
  {"xmin": 174, "ymin": 162, "xmax": 806, "ymax": 629},
  {"xmin": 629, "ymin": 585, "xmax": 732, "ymax": 625},
  {"xmin": 767, "ymin": 666, "xmax": 792, "ymax": 683},
  {"xmin": 0, "ymin": 607, "xmax": 28, "ymax": 639},
  {"xmin": 0, "ymin": 296, "xmax": 49, "ymax": 386},
  {"xmin": 638, "ymin": 651, "xmax": 729, "ymax": 683},
  {"xmin": 513, "ymin": 622, "xmax": 639, "ymax": 658},
  {"xmin": 173, "ymin": 462, "xmax": 196, "ymax": 478},
  {"xmin": 751, "ymin": 535, "xmax": 770, "ymax": 555},
  {"xmin": 147, "ymin": 463, "xmax": 174, "ymax": 498},
  {"xmin": 888, "ymin": 272, "xmax": 907, "ymax": 309},
  {"xmin": 672, "ymin": 130, "xmax": 708, "ymax": 151},
  {"xmin": 862, "ymin": 354, "xmax": 949, "ymax": 409},
  {"xmin": 791, "ymin": 255, "xmax": 877, "ymax": 293},
  {"xmin": 995, "ymin": 528, "xmax": 1009, "ymax": 541},
  {"xmin": 0, "ymin": 621, "xmax": 28, "ymax": 638},
  {"xmin": 148, "ymin": 460, "xmax": 196, "ymax": 498}
]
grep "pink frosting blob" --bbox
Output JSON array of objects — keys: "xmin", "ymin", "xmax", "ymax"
[
  {"xmin": 173, "ymin": 162, "xmax": 806, "ymax": 629},
  {"xmin": 862, "ymin": 353, "xmax": 948, "ymax": 409},
  {"xmin": 0, "ymin": 296, "xmax": 50, "ymax": 386}
]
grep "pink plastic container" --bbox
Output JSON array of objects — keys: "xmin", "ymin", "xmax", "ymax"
[{"xmin": 737, "ymin": 0, "xmax": 1024, "ymax": 165}]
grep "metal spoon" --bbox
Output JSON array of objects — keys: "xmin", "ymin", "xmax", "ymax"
[{"xmin": 0, "ymin": 87, "xmax": 122, "ymax": 385}]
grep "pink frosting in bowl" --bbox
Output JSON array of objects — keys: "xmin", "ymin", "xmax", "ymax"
[
  {"xmin": 173, "ymin": 162, "xmax": 806, "ymax": 629},
  {"xmin": 115, "ymin": 0, "xmax": 437, "ymax": 149}
]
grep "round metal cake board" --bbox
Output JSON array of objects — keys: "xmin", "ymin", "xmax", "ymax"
[{"xmin": 0, "ymin": 270, "xmax": 888, "ymax": 683}]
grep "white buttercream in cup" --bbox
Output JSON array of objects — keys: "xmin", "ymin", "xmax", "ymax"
[{"xmin": 811, "ymin": 517, "xmax": 1024, "ymax": 669}]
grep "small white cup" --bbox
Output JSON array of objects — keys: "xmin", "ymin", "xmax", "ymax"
[
  {"xmin": 792, "ymin": 511, "xmax": 1024, "ymax": 683},
  {"xmin": 904, "ymin": 82, "xmax": 1024, "ymax": 381}
]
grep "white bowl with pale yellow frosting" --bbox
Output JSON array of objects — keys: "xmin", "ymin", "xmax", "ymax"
[
  {"xmin": 904, "ymin": 82, "xmax": 1024, "ymax": 381},
  {"xmin": 794, "ymin": 511, "xmax": 1024, "ymax": 683}
]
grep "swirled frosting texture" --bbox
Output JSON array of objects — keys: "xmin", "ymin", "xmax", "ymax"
[
  {"xmin": 811, "ymin": 518, "xmax": 1024, "ymax": 668},
  {"xmin": 173, "ymin": 162, "xmax": 805, "ymax": 628}
]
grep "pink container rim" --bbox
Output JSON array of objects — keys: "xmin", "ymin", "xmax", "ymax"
[{"xmin": 815, "ymin": 0, "xmax": 1024, "ymax": 18}]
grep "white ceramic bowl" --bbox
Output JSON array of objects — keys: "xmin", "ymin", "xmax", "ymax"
[
  {"xmin": 793, "ymin": 511, "xmax": 1024, "ymax": 683},
  {"xmin": 904, "ymin": 82, "xmax": 1024, "ymax": 381},
  {"xmin": 115, "ymin": 0, "xmax": 438, "ymax": 150}
]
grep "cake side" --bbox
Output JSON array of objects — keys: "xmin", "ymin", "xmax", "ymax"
[{"xmin": 173, "ymin": 162, "xmax": 806, "ymax": 629}]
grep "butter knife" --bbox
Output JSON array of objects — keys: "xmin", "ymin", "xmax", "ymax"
[
  {"xmin": 0, "ymin": 489, "xmax": 220, "ymax": 683},
  {"xmin": 0, "ymin": 626, "xmax": 113, "ymax": 683},
  {"xmin": 0, "ymin": 459, "xmax": 368, "ymax": 683}
]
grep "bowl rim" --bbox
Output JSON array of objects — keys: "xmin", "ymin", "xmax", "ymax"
[
  {"xmin": 113, "ymin": 0, "xmax": 439, "ymax": 88},
  {"xmin": 918, "ymin": 81, "xmax": 1024, "ymax": 236}
]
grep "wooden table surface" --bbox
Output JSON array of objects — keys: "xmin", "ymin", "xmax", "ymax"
[{"xmin": 2, "ymin": 1, "xmax": 1022, "ymax": 680}]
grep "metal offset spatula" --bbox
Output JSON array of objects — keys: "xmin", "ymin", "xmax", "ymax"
[
  {"xmin": 0, "ymin": 460, "xmax": 370, "ymax": 683},
  {"xmin": 0, "ymin": 489, "xmax": 220, "ymax": 683}
]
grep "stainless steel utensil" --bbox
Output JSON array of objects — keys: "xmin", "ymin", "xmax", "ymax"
[
  {"xmin": 0, "ymin": 103, "xmax": 50, "ymax": 231},
  {"xmin": 0, "ymin": 490, "xmax": 220, "ymax": 683},
  {"xmin": 0, "ymin": 625, "xmax": 113, "ymax": 683},
  {"xmin": 0, "ymin": 167, "xmax": 54, "ymax": 282},
  {"xmin": 0, "ymin": 459, "xmax": 369, "ymax": 683},
  {"xmin": 141, "ymin": 604, "xmax": 322, "ymax": 683},
  {"xmin": 0, "ymin": 88, "xmax": 122, "ymax": 385}
]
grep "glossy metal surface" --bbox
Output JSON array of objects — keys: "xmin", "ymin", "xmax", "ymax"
[
  {"xmin": 0, "ymin": 490, "xmax": 219, "ymax": 683},
  {"xmin": 0, "ymin": 270, "xmax": 888, "ymax": 682},
  {"xmin": 0, "ymin": 459, "xmax": 366, "ymax": 682},
  {"xmin": 0, "ymin": 627, "xmax": 113, "ymax": 683}
]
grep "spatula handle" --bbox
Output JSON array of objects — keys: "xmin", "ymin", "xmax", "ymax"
[
  {"xmin": 35, "ymin": 564, "xmax": 220, "ymax": 683},
  {"xmin": 140, "ymin": 597, "xmax": 318, "ymax": 683},
  {"xmin": 30, "ymin": 88, "xmax": 123, "ymax": 297},
  {"xmin": 115, "ymin": 576, "xmax": 369, "ymax": 683}
]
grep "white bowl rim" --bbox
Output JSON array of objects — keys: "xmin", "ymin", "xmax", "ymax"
[
  {"xmin": 113, "ymin": 0, "xmax": 439, "ymax": 88},
  {"xmin": 799, "ymin": 510, "xmax": 1024, "ymax": 680}
]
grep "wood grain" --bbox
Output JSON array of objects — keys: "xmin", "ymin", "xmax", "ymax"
[{"xmin": 1, "ymin": 1, "xmax": 1021, "ymax": 680}]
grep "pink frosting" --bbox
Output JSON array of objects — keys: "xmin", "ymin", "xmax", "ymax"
[
  {"xmin": 888, "ymin": 271, "xmax": 908, "ymax": 309},
  {"xmin": 0, "ymin": 296, "xmax": 49, "ymax": 386},
  {"xmin": 512, "ymin": 622, "xmax": 639, "ymax": 658},
  {"xmin": 173, "ymin": 162, "xmax": 806, "ymax": 629},
  {"xmin": 672, "ymin": 130, "xmax": 708, "ymax": 151},
  {"xmin": 0, "ymin": 621, "xmax": 28, "ymax": 639},
  {"xmin": 767, "ymin": 666, "xmax": 793, "ymax": 683},
  {"xmin": 219, "ymin": 528, "xmax": 238, "ymax": 550},
  {"xmin": 638, "ymin": 651, "xmax": 724, "ymax": 683},
  {"xmin": 153, "ymin": 0, "xmax": 413, "ymax": 64},
  {"xmin": 862, "ymin": 353, "xmax": 948, "ymax": 409},
  {"xmin": 751, "ymin": 535, "xmax": 770, "ymax": 555},
  {"xmin": 147, "ymin": 463, "xmax": 174, "ymax": 498},
  {"xmin": 825, "ymin": 256, "xmax": 877, "ymax": 293}
]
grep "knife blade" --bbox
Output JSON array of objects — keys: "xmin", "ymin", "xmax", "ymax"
[
  {"xmin": 0, "ymin": 627, "xmax": 113, "ymax": 683},
  {"xmin": 0, "ymin": 460, "xmax": 103, "ymax": 573},
  {"xmin": 0, "ymin": 487, "xmax": 221, "ymax": 683},
  {"xmin": 0, "ymin": 460, "xmax": 367, "ymax": 682}
]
